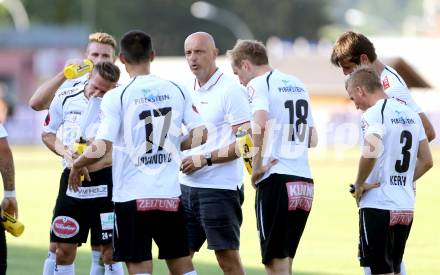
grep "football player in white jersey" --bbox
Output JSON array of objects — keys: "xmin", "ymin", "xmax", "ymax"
[
  {"xmin": 180, "ymin": 32, "xmax": 250, "ymax": 275},
  {"xmin": 227, "ymin": 40, "xmax": 318, "ymax": 275},
  {"xmin": 331, "ymin": 31, "xmax": 435, "ymax": 142},
  {"xmin": 69, "ymin": 30, "xmax": 207, "ymax": 275},
  {"xmin": 31, "ymin": 32, "xmax": 119, "ymax": 275},
  {"xmin": 331, "ymin": 31, "xmax": 436, "ymax": 275},
  {"xmin": 29, "ymin": 32, "xmax": 117, "ymax": 111},
  {"xmin": 42, "ymin": 62, "xmax": 123, "ymax": 275},
  {"xmin": 346, "ymin": 66, "xmax": 433, "ymax": 275},
  {"xmin": 0, "ymin": 123, "xmax": 18, "ymax": 275}
]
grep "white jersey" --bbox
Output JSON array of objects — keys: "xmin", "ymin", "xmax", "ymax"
[
  {"xmin": 59, "ymin": 74, "xmax": 89, "ymax": 90},
  {"xmin": 247, "ymin": 70, "xmax": 315, "ymax": 184},
  {"xmin": 179, "ymin": 69, "xmax": 250, "ymax": 190},
  {"xmin": 381, "ymin": 66, "xmax": 422, "ymax": 113},
  {"xmin": 96, "ymin": 74, "xmax": 203, "ymax": 202},
  {"xmin": 360, "ymin": 98, "xmax": 426, "ymax": 211},
  {"xmin": 43, "ymin": 85, "xmax": 90, "ymax": 168},
  {"xmin": 0, "ymin": 123, "xmax": 7, "ymax": 138}
]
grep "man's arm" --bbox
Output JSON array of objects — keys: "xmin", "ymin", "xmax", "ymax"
[
  {"xmin": 353, "ymin": 133, "xmax": 382, "ymax": 203},
  {"xmin": 29, "ymin": 71, "xmax": 66, "ymax": 111},
  {"xmin": 413, "ymin": 139, "xmax": 433, "ymax": 182},
  {"xmin": 180, "ymin": 125, "xmax": 208, "ymax": 151},
  {"xmin": 308, "ymin": 126, "xmax": 318, "ymax": 148},
  {"xmin": 419, "ymin": 113, "xmax": 436, "ymax": 142},
  {"xmin": 180, "ymin": 122, "xmax": 249, "ymax": 174},
  {"xmin": 68, "ymin": 139, "xmax": 111, "ymax": 191},
  {"xmin": 0, "ymin": 137, "xmax": 17, "ymax": 218},
  {"xmin": 41, "ymin": 132, "xmax": 64, "ymax": 158}
]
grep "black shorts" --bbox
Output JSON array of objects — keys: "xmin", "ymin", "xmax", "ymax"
[
  {"xmin": 256, "ymin": 173, "xmax": 313, "ymax": 264},
  {"xmin": 180, "ymin": 184, "xmax": 244, "ymax": 252},
  {"xmin": 113, "ymin": 199, "xmax": 190, "ymax": 262},
  {"xmin": 50, "ymin": 167, "xmax": 114, "ymax": 245},
  {"xmin": 359, "ymin": 208, "xmax": 413, "ymax": 274}
]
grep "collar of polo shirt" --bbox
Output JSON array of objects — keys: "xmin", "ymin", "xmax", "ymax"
[{"xmin": 194, "ymin": 68, "xmax": 223, "ymax": 92}]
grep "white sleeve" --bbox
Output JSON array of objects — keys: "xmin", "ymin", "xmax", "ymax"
[
  {"xmin": 95, "ymin": 91, "xmax": 121, "ymax": 143},
  {"xmin": 248, "ymin": 79, "xmax": 269, "ymax": 113},
  {"xmin": 223, "ymin": 85, "xmax": 251, "ymax": 126},
  {"xmin": 385, "ymin": 85, "xmax": 422, "ymax": 113},
  {"xmin": 0, "ymin": 124, "xmax": 7, "ymax": 138},
  {"xmin": 361, "ymin": 109, "xmax": 385, "ymax": 139},
  {"xmin": 43, "ymin": 93, "xmax": 63, "ymax": 134},
  {"xmin": 181, "ymin": 87, "xmax": 204, "ymax": 131}
]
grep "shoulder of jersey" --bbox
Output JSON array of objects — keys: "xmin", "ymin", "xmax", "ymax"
[
  {"xmin": 382, "ymin": 67, "xmax": 406, "ymax": 89},
  {"xmin": 55, "ymin": 84, "xmax": 85, "ymax": 99}
]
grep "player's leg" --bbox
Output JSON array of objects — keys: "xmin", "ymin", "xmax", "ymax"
[
  {"xmin": 391, "ymin": 214, "xmax": 413, "ymax": 275},
  {"xmin": 153, "ymin": 204, "xmax": 195, "ymax": 275},
  {"xmin": 180, "ymin": 185, "xmax": 207, "ymax": 255},
  {"xmin": 359, "ymin": 208, "xmax": 394, "ymax": 275},
  {"xmin": 88, "ymin": 167, "xmax": 123, "ymax": 275},
  {"xmin": 198, "ymin": 186, "xmax": 245, "ymax": 275},
  {"xmin": 257, "ymin": 174, "xmax": 312, "ymax": 275},
  {"xmin": 113, "ymin": 201, "xmax": 153, "ymax": 275},
  {"xmin": 90, "ymin": 245, "xmax": 104, "ymax": 275},
  {"xmin": 43, "ymin": 242, "xmax": 57, "ymax": 275}
]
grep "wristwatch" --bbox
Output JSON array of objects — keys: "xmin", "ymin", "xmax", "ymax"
[{"xmin": 203, "ymin": 152, "xmax": 213, "ymax": 166}]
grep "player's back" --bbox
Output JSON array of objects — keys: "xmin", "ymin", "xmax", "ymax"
[
  {"xmin": 105, "ymin": 74, "xmax": 189, "ymax": 201},
  {"xmin": 249, "ymin": 70, "xmax": 314, "ymax": 181},
  {"xmin": 361, "ymin": 99, "xmax": 425, "ymax": 210}
]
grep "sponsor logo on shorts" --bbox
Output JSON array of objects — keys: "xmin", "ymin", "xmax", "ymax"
[
  {"xmin": 51, "ymin": 216, "xmax": 79, "ymax": 238},
  {"xmin": 286, "ymin": 181, "xmax": 314, "ymax": 212},
  {"xmin": 389, "ymin": 210, "xmax": 413, "ymax": 226},
  {"xmin": 136, "ymin": 198, "xmax": 180, "ymax": 212},
  {"xmin": 66, "ymin": 185, "xmax": 108, "ymax": 199},
  {"xmin": 100, "ymin": 212, "xmax": 114, "ymax": 231}
]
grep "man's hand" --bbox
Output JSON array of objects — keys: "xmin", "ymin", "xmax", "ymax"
[
  {"xmin": 68, "ymin": 166, "xmax": 90, "ymax": 192},
  {"xmin": 354, "ymin": 182, "xmax": 380, "ymax": 206},
  {"xmin": 251, "ymin": 159, "xmax": 278, "ymax": 189},
  {"xmin": 181, "ymin": 155, "xmax": 207, "ymax": 175},
  {"xmin": 63, "ymin": 147, "xmax": 79, "ymax": 167},
  {"xmin": 1, "ymin": 197, "xmax": 18, "ymax": 219}
]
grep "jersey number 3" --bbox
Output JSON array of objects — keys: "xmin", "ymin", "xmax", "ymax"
[
  {"xmin": 395, "ymin": 130, "xmax": 412, "ymax": 173},
  {"xmin": 284, "ymin": 99, "xmax": 308, "ymax": 142}
]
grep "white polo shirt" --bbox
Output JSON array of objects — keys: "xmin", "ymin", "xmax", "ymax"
[
  {"xmin": 359, "ymin": 99, "xmax": 426, "ymax": 211},
  {"xmin": 179, "ymin": 69, "xmax": 251, "ymax": 190},
  {"xmin": 247, "ymin": 70, "xmax": 315, "ymax": 184},
  {"xmin": 43, "ymin": 85, "xmax": 88, "ymax": 168},
  {"xmin": 96, "ymin": 74, "xmax": 203, "ymax": 202},
  {"xmin": 381, "ymin": 66, "xmax": 422, "ymax": 113},
  {"xmin": 59, "ymin": 74, "xmax": 89, "ymax": 90},
  {"xmin": 0, "ymin": 124, "xmax": 7, "ymax": 138}
]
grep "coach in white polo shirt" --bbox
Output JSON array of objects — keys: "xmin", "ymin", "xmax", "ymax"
[{"xmin": 180, "ymin": 32, "xmax": 250, "ymax": 275}]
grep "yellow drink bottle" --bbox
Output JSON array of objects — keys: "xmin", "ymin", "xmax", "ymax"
[
  {"xmin": 64, "ymin": 59, "xmax": 93, "ymax": 79},
  {"xmin": 236, "ymin": 127, "xmax": 253, "ymax": 174},
  {"xmin": 1, "ymin": 212, "xmax": 24, "ymax": 237},
  {"xmin": 73, "ymin": 137, "xmax": 87, "ymax": 181}
]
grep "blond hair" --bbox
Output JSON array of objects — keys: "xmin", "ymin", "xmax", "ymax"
[
  {"xmin": 88, "ymin": 32, "xmax": 117, "ymax": 51},
  {"xmin": 227, "ymin": 40, "xmax": 268, "ymax": 67}
]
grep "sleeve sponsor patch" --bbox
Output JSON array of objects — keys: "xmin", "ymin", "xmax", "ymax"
[{"xmin": 382, "ymin": 76, "xmax": 390, "ymax": 89}]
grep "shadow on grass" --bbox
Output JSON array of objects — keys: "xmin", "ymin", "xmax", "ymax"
[{"xmin": 7, "ymin": 244, "xmax": 331, "ymax": 275}]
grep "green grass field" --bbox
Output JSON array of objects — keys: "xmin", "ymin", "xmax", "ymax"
[{"xmin": 4, "ymin": 145, "xmax": 440, "ymax": 275}]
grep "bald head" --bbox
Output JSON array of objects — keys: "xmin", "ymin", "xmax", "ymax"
[
  {"xmin": 184, "ymin": 32, "xmax": 219, "ymax": 85},
  {"xmin": 185, "ymin": 32, "xmax": 216, "ymax": 49}
]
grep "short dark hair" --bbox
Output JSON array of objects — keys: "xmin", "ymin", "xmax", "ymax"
[
  {"xmin": 120, "ymin": 30, "xmax": 153, "ymax": 64},
  {"xmin": 227, "ymin": 40, "xmax": 269, "ymax": 67},
  {"xmin": 345, "ymin": 65, "xmax": 382, "ymax": 93},
  {"xmin": 92, "ymin": 61, "xmax": 120, "ymax": 83},
  {"xmin": 331, "ymin": 31, "xmax": 377, "ymax": 67}
]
